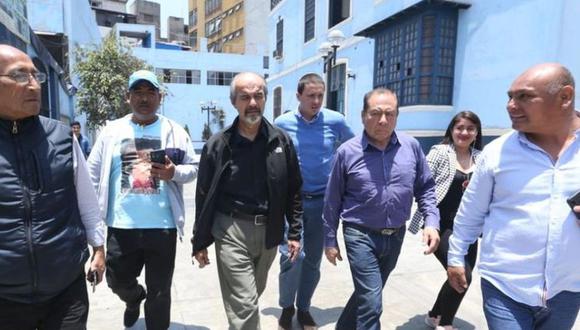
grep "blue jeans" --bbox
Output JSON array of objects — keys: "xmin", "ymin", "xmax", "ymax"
[
  {"xmin": 481, "ymin": 278, "xmax": 580, "ymax": 330},
  {"xmin": 278, "ymin": 196, "xmax": 324, "ymax": 311},
  {"xmin": 336, "ymin": 223, "xmax": 405, "ymax": 330}
]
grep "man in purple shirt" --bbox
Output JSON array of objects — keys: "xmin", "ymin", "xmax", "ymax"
[{"xmin": 323, "ymin": 87, "xmax": 440, "ymax": 329}]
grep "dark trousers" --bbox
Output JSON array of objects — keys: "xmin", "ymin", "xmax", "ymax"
[
  {"xmin": 0, "ymin": 271, "xmax": 88, "ymax": 330},
  {"xmin": 106, "ymin": 228, "xmax": 177, "ymax": 330},
  {"xmin": 429, "ymin": 228, "xmax": 478, "ymax": 326}
]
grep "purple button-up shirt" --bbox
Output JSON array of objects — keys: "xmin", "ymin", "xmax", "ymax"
[{"xmin": 323, "ymin": 131, "xmax": 439, "ymax": 248}]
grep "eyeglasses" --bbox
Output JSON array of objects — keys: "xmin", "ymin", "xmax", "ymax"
[{"xmin": 0, "ymin": 72, "xmax": 47, "ymax": 84}]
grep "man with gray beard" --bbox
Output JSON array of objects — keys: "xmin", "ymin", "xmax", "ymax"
[{"xmin": 192, "ymin": 72, "xmax": 303, "ymax": 329}]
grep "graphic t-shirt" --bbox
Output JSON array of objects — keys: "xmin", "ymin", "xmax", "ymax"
[{"xmin": 106, "ymin": 118, "xmax": 175, "ymax": 229}]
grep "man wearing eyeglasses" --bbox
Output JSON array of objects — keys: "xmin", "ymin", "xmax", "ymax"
[
  {"xmin": 0, "ymin": 45, "xmax": 105, "ymax": 329},
  {"xmin": 323, "ymin": 87, "xmax": 440, "ymax": 329}
]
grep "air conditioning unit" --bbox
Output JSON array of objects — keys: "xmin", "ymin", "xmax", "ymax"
[{"xmin": 272, "ymin": 50, "xmax": 282, "ymax": 59}]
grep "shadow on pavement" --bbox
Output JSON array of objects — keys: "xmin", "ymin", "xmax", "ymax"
[
  {"xmin": 183, "ymin": 326, "xmax": 211, "ymax": 330},
  {"xmin": 262, "ymin": 306, "xmax": 344, "ymax": 328},
  {"xmin": 395, "ymin": 314, "xmax": 477, "ymax": 329},
  {"xmin": 125, "ymin": 319, "xmax": 210, "ymax": 330}
]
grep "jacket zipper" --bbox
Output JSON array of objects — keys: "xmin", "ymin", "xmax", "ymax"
[
  {"xmin": 541, "ymin": 283, "xmax": 547, "ymax": 307},
  {"xmin": 12, "ymin": 124, "xmax": 39, "ymax": 297},
  {"xmin": 200, "ymin": 137, "xmax": 232, "ymax": 218}
]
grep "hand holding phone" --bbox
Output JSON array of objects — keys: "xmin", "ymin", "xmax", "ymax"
[
  {"xmin": 567, "ymin": 190, "xmax": 580, "ymax": 220},
  {"xmin": 87, "ymin": 270, "xmax": 98, "ymax": 293},
  {"xmin": 149, "ymin": 149, "xmax": 166, "ymax": 164}
]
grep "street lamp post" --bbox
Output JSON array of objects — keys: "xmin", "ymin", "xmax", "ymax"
[
  {"xmin": 318, "ymin": 29, "xmax": 345, "ymax": 108},
  {"xmin": 200, "ymin": 100, "xmax": 217, "ymax": 141}
]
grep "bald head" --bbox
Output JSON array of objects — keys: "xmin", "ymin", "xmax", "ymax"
[
  {"xmin": 507, "ymin": 63, "xmax": 578, "ymax": 136},
  {"xmin": 0, "ymin": 45, "xmax": 30, "ymax": 68},
  {"xmin": 0, "ymin": 44, "xmax": 42, "ymax": 120},
  {"xmin": 519, "ymin": 63, "xmax": 575, "ymax": 96}
]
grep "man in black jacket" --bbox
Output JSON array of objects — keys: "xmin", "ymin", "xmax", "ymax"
[
  {"xmin": 192, "ymin": 72, "xmax": 303, "ymax": 329},
  {"xmin": 0, "ymin": 45, "xmax": 105, "ymax": 329}
]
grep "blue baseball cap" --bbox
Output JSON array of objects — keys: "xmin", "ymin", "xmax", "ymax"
[{"xmin": 128, "ymin": 70, "xmax": 160, "ymax": 90}]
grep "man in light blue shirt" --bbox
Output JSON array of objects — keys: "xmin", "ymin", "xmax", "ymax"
[
  {"xmin": 274, "ymin": 73, "xmax": 354, "ymax": 329},
  {"xmin": 448, "ymin": 63, "xmax": 580, "ymax": 330}
]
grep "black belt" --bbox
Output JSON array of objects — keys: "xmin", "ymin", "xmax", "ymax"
[
  {"xmin": 345, "ymin": 222, "xmax": 403, "ymax": 236},
  {"xmin": 222, "ymin": 209, "xmax": 267, "ymax": 226},
  {"xmin": 303, "ymin": 193, "xmax": 324, "ymax": 199}
]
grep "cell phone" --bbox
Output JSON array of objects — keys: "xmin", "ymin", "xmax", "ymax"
[
  {"xmin": 149, "ymin": 149, "xmax": 166, "ymax": 164},
  {"xmin": 87, "ymin": 270, "xmax": 98, "ymax": 293},
  {"xmin": 566, "ymin": 190, "xmax": 580, "ymax": 219}
]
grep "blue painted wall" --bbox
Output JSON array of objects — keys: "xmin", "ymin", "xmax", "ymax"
[
  {"xmin": 268, "ymin": 0, "xmax": 580, "ymax": 141},
  {"xmin": 27, "ymin": 0, "xmax": 102, "ymax": 130},
  {"xmin": 453, "ymin": 0, "xmax": 580, "ymax": 129}
]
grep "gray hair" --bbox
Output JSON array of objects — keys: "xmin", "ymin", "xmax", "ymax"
[{"xmin": 229, "ymin": 72, "xmax": 268, "ymax": 104}]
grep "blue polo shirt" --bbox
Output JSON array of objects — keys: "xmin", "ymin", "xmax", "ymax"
[{"xmin": 274, "ymin": 108, "xmax": 354, "ymax": 195}]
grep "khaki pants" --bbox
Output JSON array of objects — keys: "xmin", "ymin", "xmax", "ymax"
[{"xmin": 212, "ymin": 211, "xmax": 277, "ymax": 330}]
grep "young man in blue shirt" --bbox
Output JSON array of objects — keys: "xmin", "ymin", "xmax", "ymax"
[
  {"xmin": 275, "ymin": 73, "xmax": 354, "ymax": 329},
  {"xmin": 71, "ymin": 121, "xmax": 91, "ymax": 158}
]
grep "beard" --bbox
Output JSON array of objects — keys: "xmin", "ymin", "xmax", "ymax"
[{"xmin": 241, "ymin": 111, "xmax": 262, "ymax": 126}]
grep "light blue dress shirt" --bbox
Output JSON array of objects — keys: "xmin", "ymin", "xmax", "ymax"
[{"xmin": 448, "ymin": 130, "xmax": 580, "ymax": 307}]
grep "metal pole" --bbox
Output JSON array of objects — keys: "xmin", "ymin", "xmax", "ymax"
[
  {"xmin": 325, "ymin": 54, "xmax": 332, "ymax": 108},
  {"xmin": 325, "ymin": 46, "xmax": 338, "ymax": 109},
  {"xmin": 206, "ymin": 106, "xmax": 210, "ymax": 129}
]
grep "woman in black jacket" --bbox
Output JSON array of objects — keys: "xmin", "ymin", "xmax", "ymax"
[{"xmin": 410, "ymin": 111, "xmax": 483, "ymax": 330}]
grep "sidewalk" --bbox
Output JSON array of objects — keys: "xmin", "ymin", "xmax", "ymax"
[{"xmin": 87, "ymin": 183, "xmax": 484, "ymax": 329}]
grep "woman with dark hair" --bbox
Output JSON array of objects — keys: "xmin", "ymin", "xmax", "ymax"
[{"xmin": 409, "ymin": 111, "xmax": 483, "ymax": 330}]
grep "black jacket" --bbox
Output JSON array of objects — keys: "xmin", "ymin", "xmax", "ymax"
[
  {"xmin": 0, "ymin": 116, "xmax": 88, "ymax": 303},
  {"xmin": 192, "ymin": 117, "xmax": 303, "ymax": 253}
]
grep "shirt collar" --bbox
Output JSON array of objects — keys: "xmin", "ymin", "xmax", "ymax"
[
  {"xmin": 361, "ymin": 130, "xmax": 399, "ymax": 151},
  {"xmin": 295, "ymin": 108, "xmax": 321, "ymax": 124},
  {"xmin": 516, "ymin": 127, "xmax": 580, "ymax": 153},
  {"xmin": 231, "ymin": 119, "xmax": 268, "ymax": 145}
]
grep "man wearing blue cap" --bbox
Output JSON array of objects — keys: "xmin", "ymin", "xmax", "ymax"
[{"xmin": 88, "ymin": 70, "xmax": 197, "ymax": 329}]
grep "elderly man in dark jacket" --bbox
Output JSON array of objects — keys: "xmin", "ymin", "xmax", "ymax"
[
  {"xmin": 0, "ymin": 45, "xmax": 104, "ymax": 329},
  {"xmin": 192, "ymin": 72, "xmax": 303, "ymax": 330}
]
